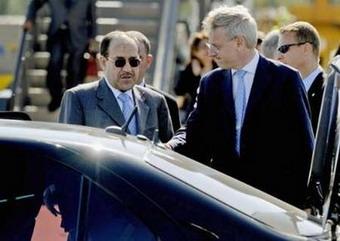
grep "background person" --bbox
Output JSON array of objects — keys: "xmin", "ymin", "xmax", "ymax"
[
  {"xmin": 23, "ymin": 0, "xmax": 97, "ymax": 112},
  {"xmin": 278, "ymin": 21, "xmax": 324, "ymax": 133},
  {"xmin": 126, "ymin": 30, "xmax": 181, "ymax": 132},
  {"xmin": 174, "ymin": 31, "xmax": 217, "ymax": 123},
  {"xmin": 260, "ymin": 29, "xmax": 280, "ymax": 60}
]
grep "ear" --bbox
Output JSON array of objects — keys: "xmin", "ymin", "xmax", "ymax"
[
  {"xmin": 304, "ymin": 42, "xmax": 313, "ymax": 54},
  {"xmin": 146, "ymin": 54, "xmax": 153, "ymax": 68},
  {"xmin": 98, "ymin": 55, "xmax": 107, "ymax": 70},
  {"xmin": 235, "ymin": 36, "xmax": 244, "ymax": 48}
]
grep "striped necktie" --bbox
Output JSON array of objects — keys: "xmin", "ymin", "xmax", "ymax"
[
  {"xmin": 118, "ymin": 93, "xmax": 137, "ymax": 135},
  {"xmin": 234, "ymin": 69, "xmax": 247, "ymax": 154}
]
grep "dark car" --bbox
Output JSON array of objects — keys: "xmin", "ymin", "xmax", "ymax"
[{"xmin": 0, "ymin": 57, "xmax": 340, "ymax": 241}]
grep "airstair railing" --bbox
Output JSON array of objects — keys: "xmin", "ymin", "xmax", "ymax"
[{"xmin": 152, "ymin": 0, "xmax": 179, "ymax": 93}]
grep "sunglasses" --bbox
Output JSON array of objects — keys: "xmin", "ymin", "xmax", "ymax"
[
  {"xmin": 277, "ymin": 42, "xmax": 310, "ymax": 54},
  {"xmin": 106, "ymin": 57, "xmax": 141, "ymax": 68}
]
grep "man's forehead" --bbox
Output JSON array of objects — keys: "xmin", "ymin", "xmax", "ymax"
[
  {"xmin": 109, "ymin": 41, "xmax": 139, "ymax": 56},
  {"xmin": 278, "ymin": 32, "xmax": 296, "ymax": 44},
  {"xmin": 209, "ymin": 27, "xmax": 228, "ymax": 38}
]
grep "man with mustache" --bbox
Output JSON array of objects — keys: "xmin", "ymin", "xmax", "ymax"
[{"xmin": 58, "ymin": 31, "xmax": 173, "ymax": 142}]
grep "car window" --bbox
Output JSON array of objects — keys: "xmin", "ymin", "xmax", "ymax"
[
  {"xmin": 0, "ymin": 143, "xmax": 157, "ymax": 241},
  {"xmin": 85, "ymin": 184, "xmax": 157, "ymax": 241},
  {"xmin": 0, "ymin": 143, "xmax": 77, "ymax": 241}
]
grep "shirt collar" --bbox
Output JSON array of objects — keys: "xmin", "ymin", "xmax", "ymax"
[
  {"xmin": 104, "ymin": 77, "xmax": 133, "ymax": 100},
  {"xmin": 231, "ymin": 50, "xmax": 260, "ymax": 75},
  {"xmin": 303, "ymin": 66, "xmax": 323, "ymax": 92}
]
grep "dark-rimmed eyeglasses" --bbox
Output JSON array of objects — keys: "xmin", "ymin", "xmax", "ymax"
[
  {"xmin": 106, "ymin": 57, "xmax": 141, "ymax": 68},
  {"xmin": 277, "ymin": 42, "xmax": 310, "ymax": 54}
]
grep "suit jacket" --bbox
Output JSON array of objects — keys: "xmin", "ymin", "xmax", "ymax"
[
  {"xmin": 58, "ymin": 79, "xmax": 174, "ymax": 142},
  {"xmin": 169, "ymin": 56, "xmax": 314, "ymax": 208},
  {"xmin": 146, "ymin": 84, "xmax": 181, "ymax": 132},
  {"xmin": 26, "ymin": 0, "xmax": 96, "ymax": 51},
  {"xmin": 308, "ymin": 72, "xmax": 325, "ymax": 133}
]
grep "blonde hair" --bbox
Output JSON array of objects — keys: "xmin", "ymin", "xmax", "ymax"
[{"xmin": 280, "ymin": 21, "xmax": 320, "ymax": 57}]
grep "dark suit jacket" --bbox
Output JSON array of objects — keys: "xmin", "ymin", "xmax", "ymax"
[
  {"xmin": 308, "ymin": 72, "xmax": 325, "ymax": 132},
  {"xmin": 169, "ymin": 56, "xmax": 314, "ymax": 208},
  {"xmin": 146, "ymin": 84, "xmax": 181, "ymax": 132},
  {"xmin": 59, "ymin": 79, "xmax": 174, "ymax": 142},
  {"xmin": 26, "ymin": 0, "xmax": 96, "ymax": 51}
]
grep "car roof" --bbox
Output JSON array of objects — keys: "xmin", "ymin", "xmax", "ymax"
[{"xmin": 0, "ymin": 119, "xmax": 326, "ymax": 238}]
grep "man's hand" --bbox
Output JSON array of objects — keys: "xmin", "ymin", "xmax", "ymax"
[{"xmin": 23, "ymin": 20, "xmax": 33, "ymax": 32}]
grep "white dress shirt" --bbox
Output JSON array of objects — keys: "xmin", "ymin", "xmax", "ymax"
[
  {"xmin": 303, "ymin": 66, "xmax": 323, "ymax": 92},
  {"xmin": 231, "ymin": 51, "xmax": 260, "ymax": 106}
]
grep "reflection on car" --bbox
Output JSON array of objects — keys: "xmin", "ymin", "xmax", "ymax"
[{"xmin": 0, "ymin": 56, "xmax": 340, "ymax": 241}]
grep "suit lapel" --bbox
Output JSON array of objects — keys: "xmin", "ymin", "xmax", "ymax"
[
  {"xmin": 221, "ymin": 69, "xmax": 235, "ymax": 119},
  {"xmin": 308, "ymin": 72, "xmax": 324, "ymax": 100},
  {"xmin": 96, "ymin": 79, "xmax": 125, "ymax": 126},
  {"xmin": 133, "ymin": 86, "xmax": 150, "ymax": 134},
  {"xmin": 243, "ymin": 56, "xmax": 271, "ymax": 126}
]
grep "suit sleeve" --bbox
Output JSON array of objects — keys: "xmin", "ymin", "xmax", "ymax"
[
  {"xmin": 158, "ymin": 96, "xmax": 174, "ymax": 143},
  {"xmin": 282, "ymin": 69, "xmax": 314, "ymax": 207},
  {"xmin": 87, "ymin": 0, "xmax": 97, "ymax": 39},
  {"xmin": 167, "ymin": 75, "xmax": 212, "ymax": 165},
  {"xmin": 58, "ymin": 89, "xmax": 84, "ymax": 125},
  {"xmin": 26, "ymin": 0, "xmax": 46, "ymax": 21}
]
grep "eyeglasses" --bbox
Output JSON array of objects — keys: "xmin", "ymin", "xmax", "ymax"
[
  {"xmin": 206, "ymin": 37, "xmax": 236, "ymax": 53},
  {"xmin": 106, "ymin": 57, "xmax": 141, "ymax": 68},
  {"xmin": 277, "ymin": 42, "xmax": 310, "ymax": 54},
  {"xmin": 205, "ymin": 43, "xmax": 220, "ymax": 53}
]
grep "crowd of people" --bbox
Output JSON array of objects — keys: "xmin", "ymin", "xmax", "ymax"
[{"xmin": 19, "ymin": 1, "xmax": 340, "ymax": 239}]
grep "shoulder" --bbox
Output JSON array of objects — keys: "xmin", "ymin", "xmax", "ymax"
[
  {"xmin": 200, "ymin": 67, "xmax": 227, "ymax": 84},
  {"xmin": 146, "ymin": 85, "xmax": 176, "ymax": 102},
  {"xmin": 259, "ymin": 56, "xmax": 299, "ymax": 76},
  {"xmin": 134, "ymin": 85, "xmax": 165, "ymax": 102},
  {"xmin": 66, "ymin": 80, "xmax": 100, "ymax": 95}
]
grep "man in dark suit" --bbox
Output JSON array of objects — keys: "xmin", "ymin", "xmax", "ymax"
[
  {"xmin": 24, "ymin": 0, "xmax": 96, "ymax": 112},
  {"xmin": 278, "ymin": 21, "xmax": 324, "ymax": 133},
  {"xmin": 167, "ymin": 5, "xmax": 314, "ymax": 208},
  {"xmin": 126, "ymin": 30, "xmax": 181, "ymax": 132},
  {"xmin": 59, "ymin": 31, "xmax": 173, "ymax": 142}
]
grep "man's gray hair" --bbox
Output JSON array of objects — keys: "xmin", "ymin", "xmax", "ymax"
[
  {"xmin": 261, "ymin": 30, "xmax": 279, "ymax": 59},
  {"xmin": 202, "ymin": 5, "xmax": 257, "ymax": 48}
]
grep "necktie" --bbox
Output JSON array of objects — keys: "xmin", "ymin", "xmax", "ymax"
[
  {"xmin": 118, "ymin": 93, "xmax": 137, "ymax": 135},
  {"xmin": 234, "ymin": 69, "xmax": 247, "ymax": 154}
]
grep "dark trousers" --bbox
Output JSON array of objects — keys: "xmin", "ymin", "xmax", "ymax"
[{"xmin": 46, "ymin": 29, "xmax": 87, "ymax": 105}]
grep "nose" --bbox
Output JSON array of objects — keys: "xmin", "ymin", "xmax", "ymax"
[
  {"xmin": 277, "ymin": 52, "xmax": 284, "ymax": 61},
  {"xmin": 122, "ymin": 61, "xmax": 133, "ymax": 71},
  {"xmin": 208, "ymin": 48, "xmax": 217, "ymax": 57}
]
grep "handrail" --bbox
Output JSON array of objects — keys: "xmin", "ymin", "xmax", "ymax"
[
  {"xmin": 8, "ymin": 29, "xmax": 28, "ymax": 110},
  {"xmin": 152, "ymin": 0, "xmax": 179, "ymax": 93}
]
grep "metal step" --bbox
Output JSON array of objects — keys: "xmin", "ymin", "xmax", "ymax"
[
  {"xmin": 96, "ymin": 18, "xmax": 158, "ymax": 37},
  {"xmin": 24, "ymin": 105, "xmax": 59, "ymax": 122},
  {"xmin": 35, "ymin": 17, "xmax": 50, "ymax": 35},
  {"xmin": 28, "ymin": 87, "xmax": 50, "ymax": 106},
  {"xmin": 27, "ymin": 69, "xmax": 67, "ymax": 88},
  {"xmin": 96, "ymin": 1, "xmax": 160, "ymax": 19},
  {"xmin": 27, "ymin": 69, "xmax": 47, "ymax": 88},
  {"xmin": 33, "ymin": 51, "xmax": 50, "ymax": 69}
]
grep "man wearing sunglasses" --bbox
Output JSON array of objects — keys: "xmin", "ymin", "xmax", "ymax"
[
  {"xmin": 58, "ymin": 31, "xmax": 173, "ymax": 142},
  {"xmin": 278, "ymin": 21, "xmax": 324, "ymax": 133},
  {"xmin": 167, "ymin": 5, "xmax": 313, "ymax": 209}
]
